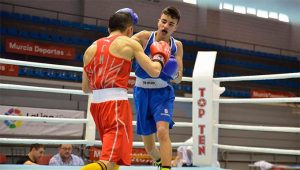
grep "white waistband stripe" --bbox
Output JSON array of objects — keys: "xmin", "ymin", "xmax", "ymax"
[
  {"xmin": 92, "ymin": 88, "xmax": 128, "ymax": 103},
  {"xmin": 135, "ymin": 77, "xmax": 168, "ymax": 88}
]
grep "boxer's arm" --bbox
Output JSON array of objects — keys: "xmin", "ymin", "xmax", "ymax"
[
  {"xmin": 82, "ymin": 43, "xmax": 96, "ymax": 93},
  {"xmin": 129, "ymin": 38, "xmax": 162, "ymax": 77},
  {"xmin": 172, "ymin": 40, "xmax": 183, "ymax": 84},
  {"xmin": 132, "ymin": 30, "xmax": 150, "ymax": 47}
]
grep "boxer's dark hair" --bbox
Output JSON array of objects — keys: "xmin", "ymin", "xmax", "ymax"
[
  {"xmin": 109, "ymin": 12, "xmax": 134, "ymax": 32},
  {"xmin": 161, "ymin": 6, "xmax": 181, "ymax": 23}
]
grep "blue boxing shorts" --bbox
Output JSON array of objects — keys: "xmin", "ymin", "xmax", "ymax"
[{"xmin": 134, "ymin": 83, "xmax": 175, "ymax": 136}]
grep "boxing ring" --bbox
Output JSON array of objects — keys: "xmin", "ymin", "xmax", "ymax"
[{"xmin": 0, "ymin": 51, "xmax": 299, "ymax": 170}]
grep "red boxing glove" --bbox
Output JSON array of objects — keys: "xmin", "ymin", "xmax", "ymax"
[{"xmin": 150, "ymin": 41, "xmax": 171, "ymax": 67}]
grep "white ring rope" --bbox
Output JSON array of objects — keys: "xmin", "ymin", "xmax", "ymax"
[
  {"xmin": 214, "ymin": 72, "xmax": 300, "ymax": 82},
  {"xmin": 0, "ymin": 83, "xmax": 193, "ymax": 103},
  {"xmin": 215, "ymin": 124, "xmax": 300, "ymax": 133},
  {"xmin": 0, "ymin": 138, "xmax": 90, "ymax": 145},
  {"xmin": 0, "ymin": 83, "xmax": 86, "ymax": 95},
  {"xmin": 215, "ymin": 98, "xmax": 300, "ymax": 103},
  {"xmin": 132, "ymin": 121, "xmax": 193, "ymax": 127},
  {"xmin": 4, "ymin": 138, "xmax": 299, "ymax": 155},
  {"xmin": 0, "ymin": 58, "xmax": 193, "ymax": 82},
  {"xmin": 0, "ymin": 115, "xmax": 191, "ymax": 127},
  {"xmin": 0, "ymin": 58, "xmax": 83, "ymax": 72},
  {"xmin": 0, "ymin": 138, "xmax": 190, "ymax": 147},
  {"xmin": 0, "ymin": 115, "xmax": 88, "ymax": 124},
  {"xmin": 171, "ymin": 122, "xmax": 193, "ymax": 127},
  {"xmin": 215, "ymin": 144, "xmax": 300, "ymax": 155}
]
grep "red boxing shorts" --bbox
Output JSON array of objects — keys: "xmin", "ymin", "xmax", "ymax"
[{"xmin": 90, "ymin": 88, "xmax": 133, "ymax": 165}]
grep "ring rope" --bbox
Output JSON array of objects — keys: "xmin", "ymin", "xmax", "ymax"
[
  {"xmin": 0, "ymin": 58, "xmax": 193, "ymax": 82},
  {"xmin": 214, "ymin": 98, "xmax": 300, "ymax": 103},
  {"xmin": 3, "ymin": 115, "xmax": 298, "ymax": 133},
  {"xmin": 215, "ymin": 144, "xmax": 300, "ymax": 155},
  {"xmin": 132, "ymin": 121, "xmax": 193, "ymax": 127},
  {"xmin": 214, "ymin": 72, "xmax": 300, "ymax": 82},
  {"xmin": 0, "ymin": 115, "xmax": 300, "ymax": 133},
  {"xmin": 0, "ymin": 83, "xmax": 86, "ymax": 95},
  {"xmin": 3, "ymin": 138, "xmax": 299, "ymax": 155},
  {"xmin": 0, "ymin": 115, "xmax": 88, "ymax": 124},
  {"xmin": 0, "ymin": 138, "xmax": 89, "ymax": 145},
  {"xmin": 0, "ymin": 83, "xmax": 193, "ymax": 103},
  {"xmin": 0, "ymin": 138, "xmax": 189, "ymax": 147},
  {"xmin": 0, "ymin": 115, "xmax": 192, "ymax": 127},
  {"xmin": 0, "ymin": 58, "xmax": 83, "ymax": 72},
  {"xmin": 215, "ymin": 124, "xmax": 300, "ymax": 133},
  {"xmin": 170, "ymin": 122, "xmax": 193, "ymax": 127}
]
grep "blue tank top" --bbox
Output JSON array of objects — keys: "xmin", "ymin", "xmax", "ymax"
[{"xmin": 135, "ymin": 31, "xmax": 177, "ymax": 82}]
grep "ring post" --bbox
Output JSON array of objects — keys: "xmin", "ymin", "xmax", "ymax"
[
  {"xmin": 84, "ymin": 94, "xmax": 96, "ymax": 146},
  {"xmin": 192, "ymin": 51, "xmax": 223, "ymax": 167}
]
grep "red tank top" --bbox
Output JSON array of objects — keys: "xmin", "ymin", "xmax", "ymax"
[{"xmin": 83, "ymin": 35, "xmax": 132, "ymax": 90}]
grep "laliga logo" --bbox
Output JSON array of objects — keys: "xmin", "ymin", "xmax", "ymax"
[{"xmin": 3, "ymin": 108, "xmax": 22, "ymax": 129}]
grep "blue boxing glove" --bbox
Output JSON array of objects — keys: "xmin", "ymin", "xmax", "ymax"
[
  {"xmin": 163, "ymin": 55, "xmax": 178, "ymax": 80},
  {"xmin": 116, "ymin": 8, "xmax": 138, "ymax": 25}
]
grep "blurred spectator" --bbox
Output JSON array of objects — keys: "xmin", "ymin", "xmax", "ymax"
[
  {"xmin": 49, "ymin": 144, "xmax": 84, "ymax": 166},
  {"xmin": 171, "ymin": 137, "xmax": 193, "ymax": 167},
  {"xmin": 0, "ymin": 153, "xmax": 7, "ymax": 164},
  {"xmin": 16, "ymin": 143, "xmax": 45, "ymax": 165}
]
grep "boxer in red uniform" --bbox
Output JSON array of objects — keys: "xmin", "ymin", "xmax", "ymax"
[{"xmin": 81, "ymin": 8, "xmax": 171, "ymax": 170}]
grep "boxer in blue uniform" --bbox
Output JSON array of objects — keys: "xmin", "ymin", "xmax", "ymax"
[{"xmin": 132, "ymin": 6, "xmax": 183, "ymax": 170}]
